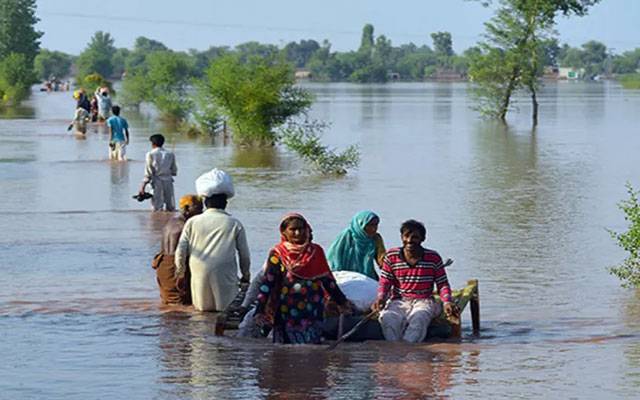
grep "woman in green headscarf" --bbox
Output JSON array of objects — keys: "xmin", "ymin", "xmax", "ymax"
[{"xmin": 327, "ymin": 210, "xmax": 386, "ymax": 281}]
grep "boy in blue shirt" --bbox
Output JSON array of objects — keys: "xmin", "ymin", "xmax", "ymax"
[{"xmin": 107, "ymin": 105, "xmax": 130, "ymax": 161}]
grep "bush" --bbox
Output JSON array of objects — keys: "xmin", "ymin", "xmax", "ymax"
[
  {"xmin": 609, "ymin": 183, "xmax": 640, "ymax": 288},
  {"xmin": 121, "ymin": 51, "xmax": 193, "ymax": 121},
  {"xmin": 201, "ymin": 54, "xmax": 312, "ymax": 143},
  {"xmin": 618, "ymin": 73, "xmax": 640, "ymax": 90},
  {"xmin": 0, "ymin": 53, "xmax": 36, "ymax": 105},
  {"xmin": 279, "ymin": 119, "xmax": 360, "ymax": 175}
]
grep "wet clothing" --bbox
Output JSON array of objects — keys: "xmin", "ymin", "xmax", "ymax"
[
  {"xmin": 72, "ymin": 108, "xmax": 89, "ymax": 134},
  {"xmin": 150, "ymin": 180, "xmax": 175, "ymax": 212},
  {"xmin": 108, "ymin": 141, "xmax": 127, "ymax": 161},
  {"xmin": 152, "ymin": 215, "xmax": 192, "ymax": 305},
  {"xmin": 97, "ymin": 93, "xmax": 112, "ymax": 120},
  {"xmin": 379, "ymin": 298, "xmax": 442, "ymax": 342},
  {"xmin": 255, "ymin": 247, "xmax": 347, "ymax": 344},
  {"xmin": 377, "ymin": 247, "xmax": 452, "ymax": 303},
  {"xmin": 237, "ymin": 269, "xmax": 265, "ymax": 338},
  {"xmin": 107, "ymin": 115, "xmax": 129, "ymax": 143},
  {"xmin": 152, "ymin": 254, "xmax": 191, "ymax": 305},
  {"xmin": 175, "ymin": 208, "xmax": 251, "ymax": 312},
  {"xmin": 77, "ymin": 95, "xmax": 90, "ymax": 113},
  {"xmin": 143, "ymin": 147, "xmax": 177, "ymax": 211}
]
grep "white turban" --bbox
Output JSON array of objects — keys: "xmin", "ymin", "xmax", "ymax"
[{"xmin": 195, "ymin": 168, "xmax": 235, "ymax": 199}]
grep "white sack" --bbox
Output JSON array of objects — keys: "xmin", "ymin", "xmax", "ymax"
[
  {"xmin": 195, "ymin": 168, "xmax": 235, "ymax": 198},
  {"xmin": 332, "ymin": 270, "xmax": 378, "ymax": 311}
]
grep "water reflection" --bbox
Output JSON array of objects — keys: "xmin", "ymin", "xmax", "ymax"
[
  {"xmin": 231, "ymin": 146, "xmax": 281, "ymax": 169},
  {"xmin": 432, "ymin": 83, "xmax": 453, "ymax": 124},
  {"xmin": 373, "ymin": 348, "xmax": 457, "ymax": 399},
  {"xmin": 0, "ymin": 105, "xmax": 36, "ymax": 119},
  {"xmin": 359, "ymin": 85, "xmax": 391, "ymax": 128}
]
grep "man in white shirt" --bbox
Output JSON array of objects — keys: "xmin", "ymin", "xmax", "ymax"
[
  {"xmin": 175, "ymin": 186, "xmax": 251, "ymax": 312},
  {"xmin": 139, "ymin": 134, "xmax": 177, "ymax": 211}
]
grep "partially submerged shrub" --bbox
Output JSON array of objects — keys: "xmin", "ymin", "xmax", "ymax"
[
  {"xmin": 279, "ymin": 119, "xmax": 360, "ymax": 175},
  {"xmin": 609, "ymin": 183, "xmax": 640, "ymax": 288},
  {"xmin": 0, "ymin": 53, "xmax": 36, "ymax": 105}
]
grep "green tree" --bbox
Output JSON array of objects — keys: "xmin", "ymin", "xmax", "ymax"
[
  {"xmin": 609, "ymin": 183, "xmax": 640, "ymax": 288},
  {"xmin": 122, "ymin": 50, "xmax": 193, "ymax": 120},
  {"xmin": 612, "ymin": 48, "xmax": 640, "ymax": 74},
  {"xmin": 0, "ymin": 0, "xmax": 42, "ymax": 65},
  {"xmin": 34, "ymin": 49, "xmax": 73, "ymax": 80},
  {"xmin": 359, "ymin": 24, "xmax": 375, "ymax": 54},
  {"xmin": 201, "ymin": 54, "xmax": 312, "ymax": 143},
  {"xmin": 0, "ymin": 52, "xmax": 36, "ymax": 104},
  {"xmin": 111, "ymin": 48, "xmax": 129, "ymax": 78},
  {"xmin": 125, "ymin": 36, "xmax": 169, "ymax": 71},
  {"xmin": 282, "ymin": 40, "xmax": 320, "ymax": 68},
  {"xmin": 431, "ymin": 31, "xmax": 454, "ymax": 57},
  {"xmin": 580, "ymin": 40, "xmax": 607, "ymax": 77},
  {"xmin": 235, "ymin": 41, "xmax": 279, "ymax": 63},
  {"xmin": 469, "ymin": 0, "xmax": 600, "ymax": 124},
  {"xmin": 76, "ymin": 31, "xmax": 117, "ymax": 80}
]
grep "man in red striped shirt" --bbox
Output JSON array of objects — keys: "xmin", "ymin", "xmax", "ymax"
[{"xmin": 374, "ymin": 220, "xmax": 458, "ymax": 342}]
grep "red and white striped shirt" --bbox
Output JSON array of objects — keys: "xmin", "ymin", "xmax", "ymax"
[{"xmin": 377, "ymin": 247, "xmax": 452, "ymax": 302}]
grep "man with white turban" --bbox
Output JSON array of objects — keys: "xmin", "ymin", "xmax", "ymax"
[{"xmin": 175, "ymin": 169, "xmax": 251, "ymax": 312}]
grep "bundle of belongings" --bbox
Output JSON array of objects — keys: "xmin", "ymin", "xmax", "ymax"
[
  {"xmin": 195, "ymin": 168, "xmax": 235, "ymax": 198},
  {"xmin": 332, "ymin": 271, "xmax": 378, "ymax": 312}
]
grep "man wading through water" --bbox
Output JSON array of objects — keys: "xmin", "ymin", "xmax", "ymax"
[
  {"xmin": 175, "ymin": 169, "xmax": 251, "ymax": 312},
  {"xmin": 152, "ymin": 195, "xmax": 203, "ymax": 305}
]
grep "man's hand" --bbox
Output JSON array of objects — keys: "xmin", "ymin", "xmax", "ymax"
[
  {"xmin": 443, "ymin": 302, "xmax": 460, "ymax": 318},
  {"xmin": 372, "ymin": 298, "xmax": 387, "ymax": 312}
]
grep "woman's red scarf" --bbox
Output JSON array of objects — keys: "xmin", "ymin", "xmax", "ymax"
[{"xmin": 272, "ymin": 213, "xmax": 332, "ymax": 280}]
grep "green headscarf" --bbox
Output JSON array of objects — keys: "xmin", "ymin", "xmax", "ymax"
[{"xmin": 327, "ymin": 210, "xmax": 379, "ymax": 280}]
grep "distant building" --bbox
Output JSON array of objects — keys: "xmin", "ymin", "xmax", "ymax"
[
  {"xmin": 294, "ymin": 69, "xmax": 312, "ymax": 80},
  {"xmin": 558, "ymin": 67, "xmax": 585, "ymax": 80},
  {"xmin": 388, "ymin": 72, "xmax": 400, "ymax": 81}
]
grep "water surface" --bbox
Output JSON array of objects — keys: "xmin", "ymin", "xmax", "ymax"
[{"xmin": 1, "ymin": 82, "xmax": 639, "ymax": 399}]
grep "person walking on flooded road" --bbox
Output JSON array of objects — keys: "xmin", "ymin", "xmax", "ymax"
[
  {"xmin": 152, "ymin": 194, "xmax": 203, "ymax": 305},
  {"xmin": 107, "ymin": 105, "xmax": 130, "ymax": 161},
  {"xmin": 139, "ymin": 134, "xmax": 177, "ymax": 211},
  {"xmin": 374, "ymin": 220, "xmax": 459, "ymax": 343},
  {"xmin": 175, "ymin": 169, "xmax": 251, "ymax": 312},
  {"xmin": 68, "ymin": 106, "xmax": 90, "ymax": 136},
  {"xmin": 95, "ymin": 87, "xmax": 112, "ymax": 122}
]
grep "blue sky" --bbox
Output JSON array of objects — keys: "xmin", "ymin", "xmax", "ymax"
[{"xmin": 36, "ymin": 0, "xmax": 640, "ymax": 54}]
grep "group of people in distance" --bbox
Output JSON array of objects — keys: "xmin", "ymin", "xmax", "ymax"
[
  {"xmin": 70, "ymin": 88, "xmax": 131, "ymax": 162},
  {"xmin": 152, "ymin": 169, "xmax": 460, "ymax": 345}
]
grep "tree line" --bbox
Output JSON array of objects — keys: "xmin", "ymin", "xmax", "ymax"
[{"xmin": 36, "ymin": 28, "xmax": 640, "ymax": 86}]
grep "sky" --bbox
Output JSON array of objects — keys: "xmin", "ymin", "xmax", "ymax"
[{"xmin": 35, "ymin": 0, "xmax": 640, "ymax": 55}]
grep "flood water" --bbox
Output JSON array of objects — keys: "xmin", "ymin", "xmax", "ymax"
[{"xmin": 1, "ymin": 82, "xmax": 639, "ymax": 399}]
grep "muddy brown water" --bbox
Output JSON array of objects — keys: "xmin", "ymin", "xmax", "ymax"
[{"xmin": 1, "ymin": 82, "xmax": 639, "ymax": 399}]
